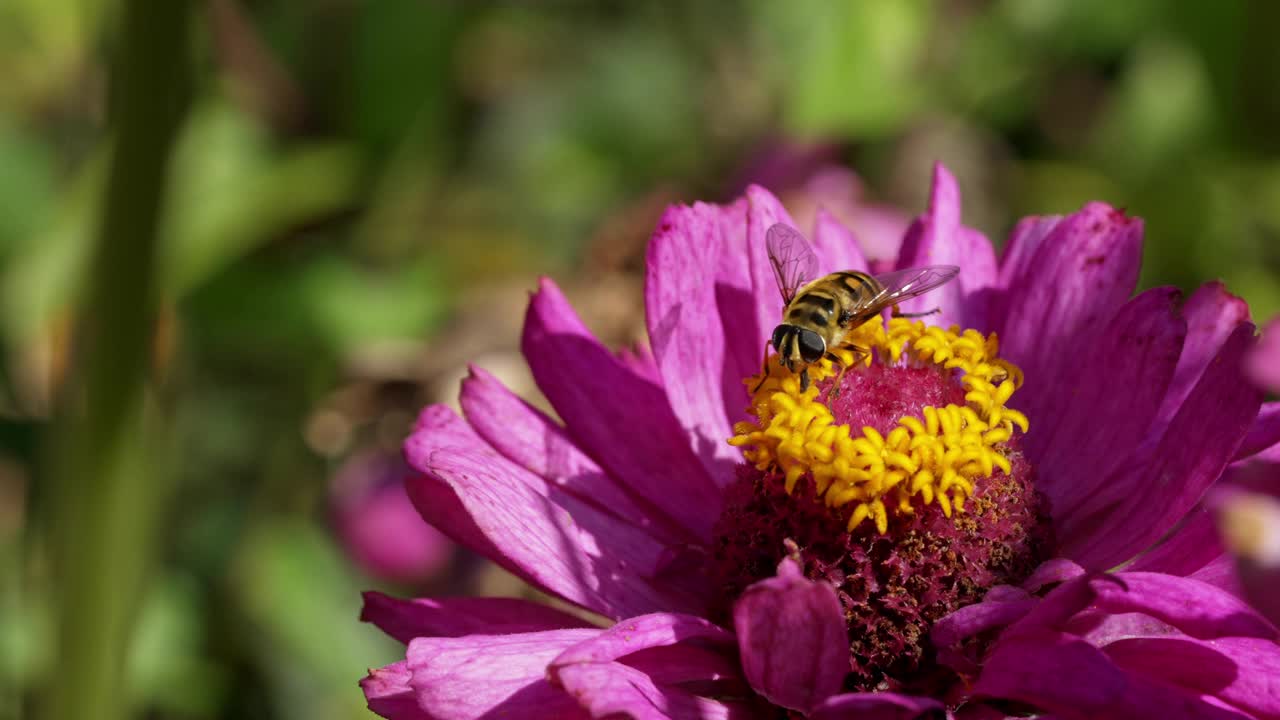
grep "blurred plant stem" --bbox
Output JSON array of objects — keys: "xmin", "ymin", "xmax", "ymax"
[{"xmin": 43, "ymin": 0, "xmax": 190, "ymax": 719}]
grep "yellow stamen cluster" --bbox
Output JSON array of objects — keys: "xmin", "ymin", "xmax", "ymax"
[{"xmin": 728, "ymin": 317, "xmax": 1027, "ymax": 534}]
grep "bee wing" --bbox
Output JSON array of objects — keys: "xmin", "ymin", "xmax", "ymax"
[
  {"xmin": 766, "ymin": 223, "xmax": 819, "ymax": 306},
  {"xmin": 866, "ymin": 265, "xmax": 960, "ymax": 309}
]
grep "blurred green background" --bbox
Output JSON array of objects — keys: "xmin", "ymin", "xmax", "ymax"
[{"xmin": 4, "ymin": 1, "xmax": 1279, "ymax": 718}]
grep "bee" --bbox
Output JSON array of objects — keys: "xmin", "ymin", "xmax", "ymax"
[{"xmin": 760, "ymin": 222, "xmax": 959, "ymax": 393}]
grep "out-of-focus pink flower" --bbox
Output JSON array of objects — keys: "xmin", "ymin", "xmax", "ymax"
[
  {"xmin": 361, "ymin": 164, "xmax": 1280, "ymax": 718},
  {"xmin": 733, "ymin": 138, "xmax": 910, "ymax": 267},
  {"xmin": 331, "ymin": 451, "xmax": 453, "ymax": 585},
  {"xmin": 1245, "ymin": 317, "xmax": 1280, "ymax": 393},
  {"xmin": 1215, "ymin": 316, "xmax": 1280, "ymax": 625}
]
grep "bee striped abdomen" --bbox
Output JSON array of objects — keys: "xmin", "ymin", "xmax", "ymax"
[{"xmin": 834, "ymin": 271, "xmax": 882, "ymax": 301}]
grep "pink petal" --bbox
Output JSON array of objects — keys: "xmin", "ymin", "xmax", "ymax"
[
  {"xmin": 646, "ymin": 203, "xmax": 743, "ymax": 487},
  {"xmin": 460, "ymin": 365, "xmax": 690, "ymax": 545},
  {"xmin": 812, "ymin": 208, "xmax": 870, "ymax": 275},
  {"xmin": 361, "ymin": 591, "xmax": 595, "ymax": 644},
  {"xmin": 1029, "ymin": 287, "xmax": 1185, "ymax": 528},
  {"xmin": 1188, "ymin": 555, "xmax": 1244, "ymax": 597},
  {"xmin": 1062, "ymin": 324, "xmax": 1262, "ymax": 570},
  {"xmin": 975, "ymin": 628, "xmax": 1251, "ymax": 719},
  {"xmin": 1245, "ymin": 316, "xmax": 1280, "ymax": 392},
  {"xmin": 1236, "ymin": 402, "xmax": 1280, "ymax": 461},
  {"xmin": 1064, "ymin": 608, "xmax": 1178, "ymax": 646},
  {"xmin": 1105, "ymin": 636, "xmax": 1280, "ymax": 719},
  {"xmin": 1007, "ymin": 572, "xmax": 1277, "ymax": 642},
  {"xmin": 1000, "ymin": 203, "xmax": 1143, "ymax": 422},
  {"xmin": 522, "ymin": 278, "xmax": 722, "ymax": 541},
  {"xmin": 1125, "ymin": 506, "xmax": 1225, "ymax": 578},
  {"xmin": 732, "ymin": 558, "xmax": 848, "ymax": 712},
  {"xmin": 997, "ymin": 215, "xmax": 1063, "ymax": 293},
  {"xmin": 362, "ymin": 661, "xmax": 429, "ymax": 720},
  {"xmin": 711, "ymin": 196, "xmax": 766, "ymax": 406},
  {"xmin": 404, "ymin": 405, "xmax": 705, "ymax": 619},
  {"xmin": 744, "ymin": 185, "xmax": 801, "ymax": 357},
  {"xmin": 1154, "ymin": 282, "xmax": 1252, "ymax": 430},
  {"xmin": 552, "ymin": 662, "xmax": 759, "ymax": 720},
  {"xmin": 406, "ymin": 630, "xmax": 595, "ymax": 720},
  {"xmin": 546, "ymin": 613, "xmax": 755, "ymax": 720},
  {"xmin": 1022, "ymin": 558, "xmax": 1087, "ymax": 592},
  {"xmin": 550, "ymin": 612, "xmax": 737, "ymax": 667},
  {"xmin": 932, "ymin": 588, "xmax": 1038, "ymax": 675},
  {"xmin": 809, "ymin": 692, "xmax": 945, "ymax": 720},
  {"xmin": 894, "ymin": 163, "xmax": 998, "ymax": 330}
]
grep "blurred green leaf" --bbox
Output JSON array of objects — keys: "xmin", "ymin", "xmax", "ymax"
[
  {"xmin": 163, "ymin": 100, "xmax": 362, "ymax": 295},
  {"xmin": 128, "ymin": 574, "xmax": 228, "ymax": 716},
  {"xmin": 758, "ymin": 0, "xmax": 932, "ymax": 138},
  {"xmin": 236, "ymin": 519, "xmax": 399, "ymax": 720},
  {"xmin": 1092, "ymin": 37, "xmax": 1213, "ymax": 177}
]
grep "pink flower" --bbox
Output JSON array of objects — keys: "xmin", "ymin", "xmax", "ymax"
[
  {"xmin": 331, "ymin": 451, "xmax": 453, "ymax": 585},
  {"xmin": 362, "ymin": 164, "xmax": 1280, "ymax": 719},
  {"xmin": 1214, "ymin": 317, "xmax": 1280, "ymax": 626}
]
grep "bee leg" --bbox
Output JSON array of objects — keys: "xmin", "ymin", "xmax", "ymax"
[
  {"xmin": 892, "ymin": 303, "xmax": 941, "ymax": 319},
  {"xmin": 799, "ymin": 368, "xmax": 810, "ymax": 392},
  {"xmin": 825, "ymin": 345, "xmax": 865, "ymax": 402}
]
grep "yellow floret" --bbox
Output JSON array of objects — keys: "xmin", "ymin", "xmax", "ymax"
[{"xmin": 727, "ymin": 317, "xmax": 1026, "ymax": 533}]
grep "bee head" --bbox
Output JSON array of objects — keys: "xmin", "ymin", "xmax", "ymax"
[{"xmin": 770, "ymin": 324, "xmax": 826, "ymax": 369}]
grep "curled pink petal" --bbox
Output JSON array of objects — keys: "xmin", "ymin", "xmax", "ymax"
[
  {"xmin": 550, "ymin": 612, "xmax": 736, "ymax": 667},
  {"xmin": 932, "ymin": 588, "xmax": 1039, "ymax": 675},
  {"xmin": 1021, "ymin": 558, "xmax": 1087, "ymax": 592},
  {"xmin": 553, "ymin": 661, "xmax": 758, "ymax": 720},
  {"xmin": 360, "ymin": 591, "xmax": 595, "ymax": 644},
  {"xmin": 547, "ymin": 613, "xmax": 753, "ymax": 719},
  {"xmin": 732, "ymin": 558, "xmax": 848, "ymax": 712},
  {"xmin": 809, "ymin": 691, "xmax": 945, "ymax": 719}
]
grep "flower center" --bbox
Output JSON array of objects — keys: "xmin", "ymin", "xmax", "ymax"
[{"xmin": 714, "ymin": 317, "xmax": 1052, "ymax": 692}]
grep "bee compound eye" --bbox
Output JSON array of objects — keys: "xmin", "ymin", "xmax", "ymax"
[
  {"xmin": 771, "ymin": 325, "xmax": 789, "ymax": 351},
  {"xmin": 797, "ymin": 330, "xmax": 826, "ymax": 362}
]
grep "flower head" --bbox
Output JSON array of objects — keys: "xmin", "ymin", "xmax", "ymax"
[{"xmin": 362, "ymin": 164, "xmax": 1280, "ymax": 719}]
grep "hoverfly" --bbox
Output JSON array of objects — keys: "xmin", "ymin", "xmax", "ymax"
[{"xmin": 760, "ymin": 222, "xmax": 959, "ymax": 393}]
